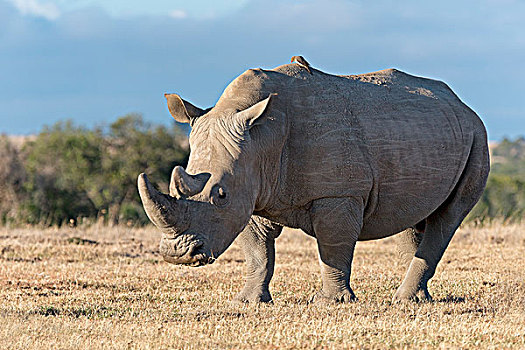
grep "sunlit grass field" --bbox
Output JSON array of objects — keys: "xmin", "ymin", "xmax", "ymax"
[{"xmin": 1, "ymin": 223, "xmax": 524, "ymax": 349}]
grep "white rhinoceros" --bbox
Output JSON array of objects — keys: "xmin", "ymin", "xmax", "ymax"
[{"xmin": 138, "ymin": 61, "xmax": 489, "ymax": 303}]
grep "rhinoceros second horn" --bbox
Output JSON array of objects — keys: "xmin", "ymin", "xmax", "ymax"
[{"xmin": 169, "ymin": 166, "xmax": 209, "ymax": 198}]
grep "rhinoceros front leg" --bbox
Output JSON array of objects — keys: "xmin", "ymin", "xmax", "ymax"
[
  {"xmin": 310, "ymin": 197, "xmax": 363, "ymax": 303},
  {"xmin": 233, "ymin": 215, "xmax": 282, "ymax": 303}
]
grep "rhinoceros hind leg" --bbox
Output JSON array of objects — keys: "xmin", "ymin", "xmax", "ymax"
[
  {"xmin": 396, "ymin": 228, "xmax": 424, "ymax": 268},
  {"xmin": 393, "ymin": 135, "xmax": 489, "ymax": 303},
  {"xmin": 309, "ymin": 197, "xmax": 363, "ymax": 304},
  {"xmin": 392, "ymin": 256, "xmax": 434, "ymax": 303},
  {"xmin": 233, "ymin": 216, "xmax": 282, "ymax": 304}
]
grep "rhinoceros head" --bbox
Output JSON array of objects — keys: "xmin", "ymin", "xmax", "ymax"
[{"xmin": 138, "ymin": 91, "xmax": 285, "ymax": 266}]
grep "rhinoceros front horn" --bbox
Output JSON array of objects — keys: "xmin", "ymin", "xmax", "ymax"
[{"xmin": 137, "ymin": 173, "xmax": 189, "ymax": 233}]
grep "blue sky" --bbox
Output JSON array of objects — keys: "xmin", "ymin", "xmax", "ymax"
[{"xmin": 1, "ymin": 0, "xmax": 524, "ymax": 140}]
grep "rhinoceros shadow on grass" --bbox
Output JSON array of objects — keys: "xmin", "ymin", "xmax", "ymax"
[{"xmin": 138, "ymin": 59, "xmax": 489, "ymax": 304}]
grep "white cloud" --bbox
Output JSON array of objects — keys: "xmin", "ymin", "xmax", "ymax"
[
  {"xmin": 169, "ymin": 9, "xmax": 187, "ymax": 19},
  {"xmin": 8, "ymin": 0, "xmax": 60, "ymax": 20},
  {"xmin": 49, "ymin": 0, "xmax": 248, "ymax": 19}
]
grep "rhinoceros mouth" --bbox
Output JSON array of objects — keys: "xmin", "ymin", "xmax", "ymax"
[
  {"xmin": 161, "ymin": 238, "xmax": 215, "ymax": 267},
  {"xmin": 162, "ymin": 252, "xmax": 215, "ymax": 267}
]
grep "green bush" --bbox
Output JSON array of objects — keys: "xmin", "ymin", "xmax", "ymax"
[
  {"xmin": 10, "ymin": 115, "xmax": 188, "ymax": 226},
  {"xmin": 0, "ymin": 135, "xmax": 26, "ymax": 225},
  {"xmin": 468, "ymin": 174, "xmax": 525, "ymax": 223},
  {"xmin": 467, "ymin": 137, "xmax": 525, "ymax": 223}
]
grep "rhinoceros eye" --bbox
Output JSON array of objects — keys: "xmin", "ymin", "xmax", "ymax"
[{"xmin": 211, "ymin": 185, "xmax": 229, "ymax": 206}]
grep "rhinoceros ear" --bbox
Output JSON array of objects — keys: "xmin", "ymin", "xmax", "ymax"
[
  {"xmin": 165, "ymin": 93, "xmax": 208, "ymax": 125},
  {"xmin": 235, "ymin": 93, "xmax": 278, "ymax": 129}
]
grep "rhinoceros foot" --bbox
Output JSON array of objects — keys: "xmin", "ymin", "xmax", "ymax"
[
  {"xmin": 309, "ymin": 289, "xmax": 357, "ymax": 304},
  {"xmin": 392, "ymin": 287, "xmax": 433, "ymax": 304},
  {"xmin": 233, "ymin": 286, "xmax": 273, "ymax": 304}
]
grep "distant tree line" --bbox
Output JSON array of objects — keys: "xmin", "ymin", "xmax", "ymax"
[
  {"xmin": 0, "ymin": 115, "xmax": 188, "ymax": 226},
  {"xmin": 0, "ymin": 119, "xmax": 523, "ymax": 226}
]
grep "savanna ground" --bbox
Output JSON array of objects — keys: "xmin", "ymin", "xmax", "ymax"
[{"xmin": 0, "ymin": 223, "xmax": 524, "ymax": 349}]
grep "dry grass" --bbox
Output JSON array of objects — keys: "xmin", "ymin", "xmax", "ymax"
[{"xmin": 0, "ymin": 223, "xmax": 524, "ymax": 349}]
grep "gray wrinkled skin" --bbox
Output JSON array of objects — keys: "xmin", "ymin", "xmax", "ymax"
[{"xmin": 138, "ymin": 63, "xmax": 489, "ymax": 303}]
